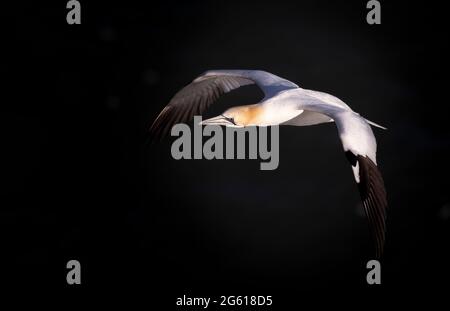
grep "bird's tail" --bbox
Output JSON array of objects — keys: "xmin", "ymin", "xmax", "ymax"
[{"xmin": 366, "ymin": 119, "xmax": 387, "ymax": 130}]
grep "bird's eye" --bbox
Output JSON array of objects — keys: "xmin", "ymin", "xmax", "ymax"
[
  {"xmin": 227, "ymin": 117, "xmax": 236, "ymax": 125},
  {"xmin": 222, "ymin": 115, "xmax": 236, "ymax": 125}
]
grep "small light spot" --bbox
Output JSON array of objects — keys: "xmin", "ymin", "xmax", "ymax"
[
  {"xmin": 143, "ymin": 69, "xmax": 160, "ymax": 85},
  {"xmin": 106, "ymin": 96, "xmax": 120, "ymax": 111},
  {"xmin": 98, "ymin": 27, "xmax": 116, "ymax": 42},
  {"xmin": 438, "ymin": 203, "xmax": 450, "ymax": 221}
]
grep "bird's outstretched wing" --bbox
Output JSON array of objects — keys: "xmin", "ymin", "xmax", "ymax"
[
  {"xmin": 296, "ymin": 93, "xmax": 388, "ymax": 257},
  {"xmin": 333, "ymin": 112, "xmax": 387, "ymax": 258},
  {"xmin": 354, "ymin": 154, "xmax": 387, "ymax": 258},
  {"xmin": 149, "ymin": 70, "xmax": 298, "ymax": 141}
]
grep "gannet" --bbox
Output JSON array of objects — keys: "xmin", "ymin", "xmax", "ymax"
[{"xmin": 150, "ymin": 69, "xmax": 388, "ymax": 257}]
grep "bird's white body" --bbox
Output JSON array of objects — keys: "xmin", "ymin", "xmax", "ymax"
[{"xmin": 202, "ymin": 70, "xmax": 384, "ymax": 163}]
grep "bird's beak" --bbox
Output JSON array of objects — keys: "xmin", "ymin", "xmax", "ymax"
[{"xmin": 199, "ymin": 115, "xmax": 242, "ymax": 127}]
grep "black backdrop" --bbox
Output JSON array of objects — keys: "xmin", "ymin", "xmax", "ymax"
[{"xmin": 4, "ymin": 0, "xmax": 450, "ymax": 304}]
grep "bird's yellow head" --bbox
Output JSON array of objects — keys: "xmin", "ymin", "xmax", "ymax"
[{"xmin": 200, "ymin": 104, "xmax": 263, "ymax": 127}]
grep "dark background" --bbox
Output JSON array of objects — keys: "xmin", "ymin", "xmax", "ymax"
[{"xmin": 3, "ymin": 0, "xmax": 450, "ymax": 304}]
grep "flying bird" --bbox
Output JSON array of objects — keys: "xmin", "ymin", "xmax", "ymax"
[{"xmin": 150, "ymin": 69, "xmax": 388, "ymax": 257}]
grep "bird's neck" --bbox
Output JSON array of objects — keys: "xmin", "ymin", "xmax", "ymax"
[{"xmin": 239, "ymin": 104, "xmax": 265, "ymax": 126}]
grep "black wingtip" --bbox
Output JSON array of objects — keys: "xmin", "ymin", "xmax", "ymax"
[{"xmin": 355, "ymin": 155, "xmax": 388, "ymax": 259}]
